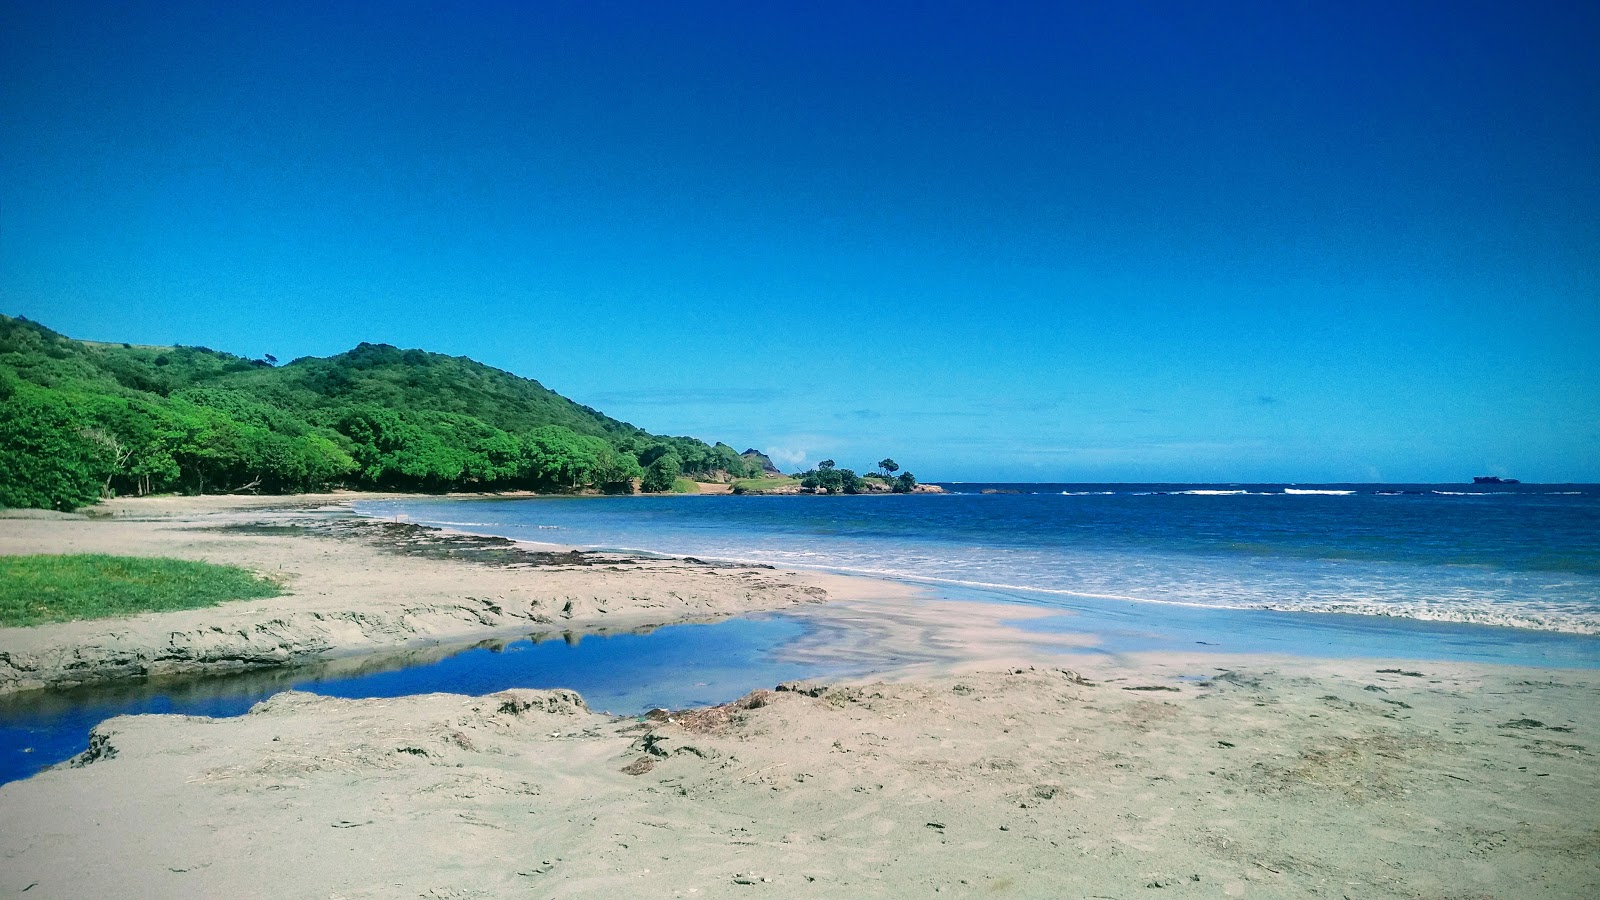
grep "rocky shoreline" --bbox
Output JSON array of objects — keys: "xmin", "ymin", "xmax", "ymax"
[{"xmin": 0, "ymin": 495, "xmax": 843, "ymax": 695}]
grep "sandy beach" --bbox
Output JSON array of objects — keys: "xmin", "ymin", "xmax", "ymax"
[
  {"xmin": 0, "ymin": 494, "xmax": 874, "ymax": 695},
  {"xmin": 1, "ymin": 496, "xmax": 1596, "ymax": 897}
]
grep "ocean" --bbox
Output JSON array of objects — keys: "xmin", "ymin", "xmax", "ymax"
[
  {"xmin": 6, "ymin": 483, "xmax": 1597, "ymax": 785},
  {"xmin": 359, "ymin": 483, "xmax": 1600, "ymax": 636}
]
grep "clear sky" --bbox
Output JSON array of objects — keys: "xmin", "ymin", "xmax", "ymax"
[{"xmin": 3, "ymin": 1, "xmax": 1597, "ymax": 482}]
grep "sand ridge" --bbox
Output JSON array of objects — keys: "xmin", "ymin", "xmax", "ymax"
[{"xmin": 1, "ymin": 660, "xmax": 1595, "ymax": 897}]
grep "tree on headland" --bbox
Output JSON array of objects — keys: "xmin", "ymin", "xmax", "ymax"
[
  {"xmin": 799, "ymin": 464, "xmax": 864, "ymax": 494},
  {"xmin": 877, "ymin": 458, "xmax": 899, "ymax": 476},
  {"xmin": 641, "ymin": 452, "xmax": 682, "ymax": 493},
  {"xmin": 893, "ymin": 472, "xmax": 917, "ymax": 493},
  {"xmin": 0, "ymin": 315, "xmax": 781, "ymax": 507}
]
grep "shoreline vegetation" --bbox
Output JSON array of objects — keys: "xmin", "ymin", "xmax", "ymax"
[
  {"xmin": 0, "ymin": 554, "xmax": 281, "ymax": 627},
  {"xmin": 0, "ymin": 319, "xmax": 1588, "ymax": 894},
  {"xmin": 0, "ymin": 315, "xmax": 939, "ymax": 511},
  {"xmin": 0, "ymin": 493, "xmax": 863, "ymax": 695},
  {"xmin": 0, "ymin": 496, "xmax": 1596, "ymax": 896}
]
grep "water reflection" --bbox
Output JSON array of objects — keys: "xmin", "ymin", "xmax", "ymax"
[{"xmin": 0, "ymin": 613, "xmax": 835, "ymax": 786}]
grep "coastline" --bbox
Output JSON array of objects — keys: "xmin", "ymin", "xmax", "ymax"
[
  {"xmin": 2, "ymin": 656, "xmax": 1595, "ymax": 897},
  {"xmin": 0, "ymin": 493, "xmax": 891, "ymax": 696},
  {"xmin": 1, "ymin": 495, "xmax": 1597, "ymax": 896}
]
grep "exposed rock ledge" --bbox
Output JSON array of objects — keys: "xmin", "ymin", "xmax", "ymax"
[{"xmin": 0, "ymin": 498, "xmax": 831, "ymax": 695}]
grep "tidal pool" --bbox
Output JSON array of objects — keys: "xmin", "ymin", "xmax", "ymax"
[{"xmin": 0, "ymin": 613, "xmax": 831, "ymax": 786}]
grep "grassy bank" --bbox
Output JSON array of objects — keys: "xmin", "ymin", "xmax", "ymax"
[{"xmin": 0, "ymin": 554, "xmax": 282, "ymax": 627}]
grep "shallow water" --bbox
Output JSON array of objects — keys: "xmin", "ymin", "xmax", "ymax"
[
  {"xmin": 0, "ymin": 614, "xmax": 840, "ymax": 787},
  {"xmin": 7, "ymin": 484, "xmax": 1598, "ymax": 787},
  {"xmin": 360, "ymin": 484, "xmax": 1600, "ymax": 634}
]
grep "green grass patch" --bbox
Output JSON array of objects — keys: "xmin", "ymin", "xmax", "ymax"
[
  {"xmin": 0, "ymin": 554, "xmax": 282, "ymax": 627},
  {"xmin": 731, "ymin": 476, "xmax": 800, "ymax": 493},
  {"xmin": 669, "ymin": 477, "xmax": 701, "ymax": 493}
]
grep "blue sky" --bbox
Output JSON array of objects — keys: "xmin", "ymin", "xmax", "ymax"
[{"xmin": 3, "ymin": 0, "xmax": 1597, "ymax": 481}]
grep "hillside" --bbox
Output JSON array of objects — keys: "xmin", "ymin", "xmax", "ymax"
[{"xmin": 0, "ymin": 315, "xmax": 762, "ymax": 509}]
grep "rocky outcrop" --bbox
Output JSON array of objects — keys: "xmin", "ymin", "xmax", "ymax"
[{"xmin": 740, "ymin": 449, "xmax": 782, "ymax": 475}]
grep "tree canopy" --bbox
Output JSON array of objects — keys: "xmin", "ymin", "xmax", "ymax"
[{"xmin": 0, "ymin": 315, "xmax": 763, "ymax": 508}]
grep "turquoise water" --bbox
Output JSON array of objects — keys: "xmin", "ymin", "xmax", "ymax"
[
  {"xmin": 6, "ymin": 483, "xmax": 1598, "ymax": 786},
  {"xmin": 362, "ymin": 483, "xmax": 1600, "ymax": 635}
]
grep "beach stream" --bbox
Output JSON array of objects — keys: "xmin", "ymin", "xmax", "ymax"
[{"xmin": 5, "ymin": 485, "xmax": 1599, "ymax": 786}]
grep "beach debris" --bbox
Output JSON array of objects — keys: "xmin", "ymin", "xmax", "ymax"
[
  {"xmin": 1056, "ymin": 668, "xmax": 1096, "ymax": 686},
  {"xmin": 665, "ymin": 690, "xmax": 773, "ymax": 734},
  {"xmin": 1123, "ymin": 685, "xmax": 1181, "ymax": 692},
  {"xmin": 68, "ymin": 730, "xmax": 120, "ymax": 768},
  {"xmin": 1363, "ymin": 684, "xmax": 1388, "ymax": 693},
  {"xmin": 736, "ymin": 762, "xmax": 787, "ymax": 783},
  {"xmin": 1376, "ymin": 668, "xmax": 1426, "ymax": 677},
  {"xmin": 331, "ymin": 820, "xmax": 372, "ymax": 828},
  {"xmin": 1216, "ymin": 741, "xmax": 1235, "ymax": 748},
  {"xmin": 775, "ymin": 680, "xmax": 828, "ymax": 697},
  {"xmin": 1213, "ymin": 670, "xmax": 1264, "ymax": 688},
  {"xmin": 1499, "ymin": 718, "xmax": 1574, "ymax": 732},
  {"xmin": 926, "ymin": 822, "xmax": 945, "ymax": 830},
  {"xmin": 632, "ymin": 731, "xmax": 719, "ymax": 761}
]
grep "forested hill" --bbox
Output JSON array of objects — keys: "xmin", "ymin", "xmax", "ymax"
[{"xmin": 0, "ymin": 315, "xmax": 765, "ymax": 509}]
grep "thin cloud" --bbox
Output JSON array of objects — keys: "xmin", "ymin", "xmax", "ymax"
[{"xmin": 584, "ymin": 388, "xmax": 777, "ymax": 407}]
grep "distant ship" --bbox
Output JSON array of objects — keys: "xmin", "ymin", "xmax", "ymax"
[{"xmin": 1472, "ymin": 476, "xmax": 1521, "ymax": 485}]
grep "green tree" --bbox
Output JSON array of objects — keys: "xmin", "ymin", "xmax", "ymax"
[
  {"xmin": 838, "ymin": 468, "xmax": 865, "ymax": 494},
  {"xmin": 641, "ymin": 452, "xmax": 682, "ymax": 493},
  {"xmin": 0, "ymin": 384, "xmax": 113, "ymax": 510},
  {"xmin": 878, "ymin": 458, "xmax": 899, "ymax": 476},
  {"xmin": 894, "ymin": 472, "xmax": 918, "ymax": 493}
]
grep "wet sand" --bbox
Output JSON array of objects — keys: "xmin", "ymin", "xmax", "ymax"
[
  {"xmin": 1, "ymin": 495, "xmax": 1596, "ymax": 897},
  {"xmin": 0, "ymin": 494, "xmax": 889, "ymax": 695}
]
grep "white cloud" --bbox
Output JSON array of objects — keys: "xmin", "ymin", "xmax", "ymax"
[{"xmin": 764, "ymin": 447, "xmax": 808, "ymax": 469}]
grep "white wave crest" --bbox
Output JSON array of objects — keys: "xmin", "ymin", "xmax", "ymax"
[{"xmin": 1283, "ymin": 489, "xmax": 1355, "ymax": 495}]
